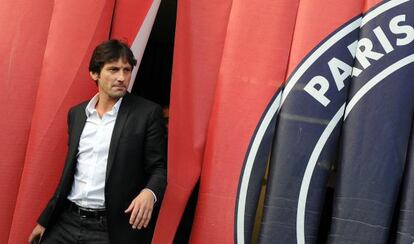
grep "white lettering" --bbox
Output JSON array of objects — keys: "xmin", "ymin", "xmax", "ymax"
[
  {"xmin": 347, "ymin": 40, "xmax": 362, "ymax": 77},
  {"xmin": 389, "ymin": 14, "xmax": 414, "ymax": 46},
  {"xmin": 328, "ymin": 57, "xmax": 353, "ymax": 91},
  {"xmin": 304, "ymin": 76, "xmax": 331, "ymax": 107},
  {"xmin": 304, "ymin": 14, "xmax": 414, "ymax": 107},
  {"xmin": 355, "ymin": 38, "xmax": 384, "ymax": 69},
  {"xmin": 373, "ymin": 26, "xmax": 394, "ymax": 53}
]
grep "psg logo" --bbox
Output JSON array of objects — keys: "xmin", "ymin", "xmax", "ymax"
[{"xmin": 236, "ymin": 0, "xmax": 414, "ymax": 243}]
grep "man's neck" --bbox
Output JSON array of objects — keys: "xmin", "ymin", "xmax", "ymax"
[{"xmin": 95, "ymin": 94, "xmax": 120, "ymax": 118}]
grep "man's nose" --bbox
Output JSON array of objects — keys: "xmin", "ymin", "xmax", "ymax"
[{"xmin": 117, "ymin": 72, "xmax": 125, "ymax": 81}]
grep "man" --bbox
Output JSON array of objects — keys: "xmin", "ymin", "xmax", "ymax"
[{"xmin": 28, "ymin": 40, "xmax": 167, "ymax": 243}]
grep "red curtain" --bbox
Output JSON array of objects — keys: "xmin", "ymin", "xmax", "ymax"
[
  {"xmin": 0, "ymin": 1, "xmax": 54, "ymax": 242},
  {"xmin": 189, "ymin": 0, "xmax": 299, "ymax": 242},
  {"xmin": 153, "ymin": 0, "xmax": 232, "ymax": 242}
]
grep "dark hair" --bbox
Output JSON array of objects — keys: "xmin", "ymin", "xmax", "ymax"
[{"xmin": 89, "ymin": 39, "xmax": 137, "ymax": 74}]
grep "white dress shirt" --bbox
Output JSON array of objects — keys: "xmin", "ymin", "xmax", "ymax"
[
  {"xmin": 67, "ymin": 94, "xmax": 121, "ymax": 209},
  {"xmin": 67, "ymin": 94, "xmax": 156, "ymax": 209}
]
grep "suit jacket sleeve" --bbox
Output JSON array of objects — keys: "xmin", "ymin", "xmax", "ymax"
[{"xmin": 144, "ymin": 105, "xmax": 167, "ymax": 201}]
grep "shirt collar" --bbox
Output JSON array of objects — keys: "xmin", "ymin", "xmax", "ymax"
[{"xmin": 85, "ymin": 93, "xmax": 123, "ymax": 117}]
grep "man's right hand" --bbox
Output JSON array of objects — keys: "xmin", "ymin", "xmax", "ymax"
[{"xmin": 28, "ymin": 224, "xmax": 45, "ymax": 244}]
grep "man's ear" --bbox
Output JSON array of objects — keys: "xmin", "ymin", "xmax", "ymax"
[{"xmin": 90, "ymin": 71, "xmax": 99, "ymax": 81}]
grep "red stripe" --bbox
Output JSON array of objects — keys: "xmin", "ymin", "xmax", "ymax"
[{"xmin": 0, "ymin": 1, "xmax": 54, "ymax": 242}]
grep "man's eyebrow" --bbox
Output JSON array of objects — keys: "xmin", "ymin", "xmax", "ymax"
[
  {"xmin": 106, "ymin": 65, "xmax": 119, "ymax": 69},
  {"xmin": 105, "ymin": 64, "xmax": 132, "ymax": 70}
]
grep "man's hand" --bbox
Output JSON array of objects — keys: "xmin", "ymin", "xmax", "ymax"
[
  {"xmin": 28, "ymin": 224, "xmax": 45, "ymax": 244},
  {"xmin": 124, "ymin": 188, "xmax": 155, "ymax": 229}
]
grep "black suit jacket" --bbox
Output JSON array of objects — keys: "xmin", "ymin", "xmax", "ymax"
[{"xmin": 38, "ymin": 93, "xmax": 167, "ymax": 243}]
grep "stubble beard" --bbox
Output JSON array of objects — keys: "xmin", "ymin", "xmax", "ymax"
[{"xmin": 109, "ymin": 90, "xmax": 127, "ymax": 99}]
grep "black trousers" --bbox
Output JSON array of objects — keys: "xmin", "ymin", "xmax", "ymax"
[{"xmin": 41, "ymin": 207, "xmax": 110, "ymax": 244}]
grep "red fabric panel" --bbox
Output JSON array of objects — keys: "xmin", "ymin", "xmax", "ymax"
[
  {"xmin": 0, "ymin": 1, "xmax": 54, "ymax": 242},
  {"xmin": 364, "ymin": 0, "xmax": 384, "ymax": 11},
  {"xmin": 7, "ymin": 1, "xmax": 115, "ymax": 243},
  {"xmin": 110, "ymin": 0, "xmax": 153, "ymax": 44},
  {"xmin": 152, "ymin": 0, "xmax": 232, "ymax": 242},
  {"xmin": 189, "ymin": 1, "xmax": 300, "ymax": 243},
  {"xmin": 286, "ymin": 0, "xmax": 365, "ymax": 77}
]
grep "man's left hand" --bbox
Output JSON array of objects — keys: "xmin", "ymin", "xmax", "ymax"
[{"xmin": 124, "ymin": 189, "xmax": 155, "ymax": 229}]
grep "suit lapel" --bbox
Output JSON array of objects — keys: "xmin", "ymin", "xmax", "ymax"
[
  {"xmin": 106, "ymin": 94, "xmax": 131, "ymax": 181},
  {"xmin": 59, "ymin": 104, "xmax": 87, "ymax": 189},
  {"xmin": 69, "ymin": 106, "xmax": 87, "ymax": 161}
]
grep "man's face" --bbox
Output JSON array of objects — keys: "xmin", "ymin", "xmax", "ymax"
[{"xmin": 90, "ymin": 58, "xmax": 132, "ymax": 100}]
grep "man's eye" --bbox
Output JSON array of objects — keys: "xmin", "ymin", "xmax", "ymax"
[{"xmin": 109, "ymin": 68, "xmax": 119, "ymax": 72}]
